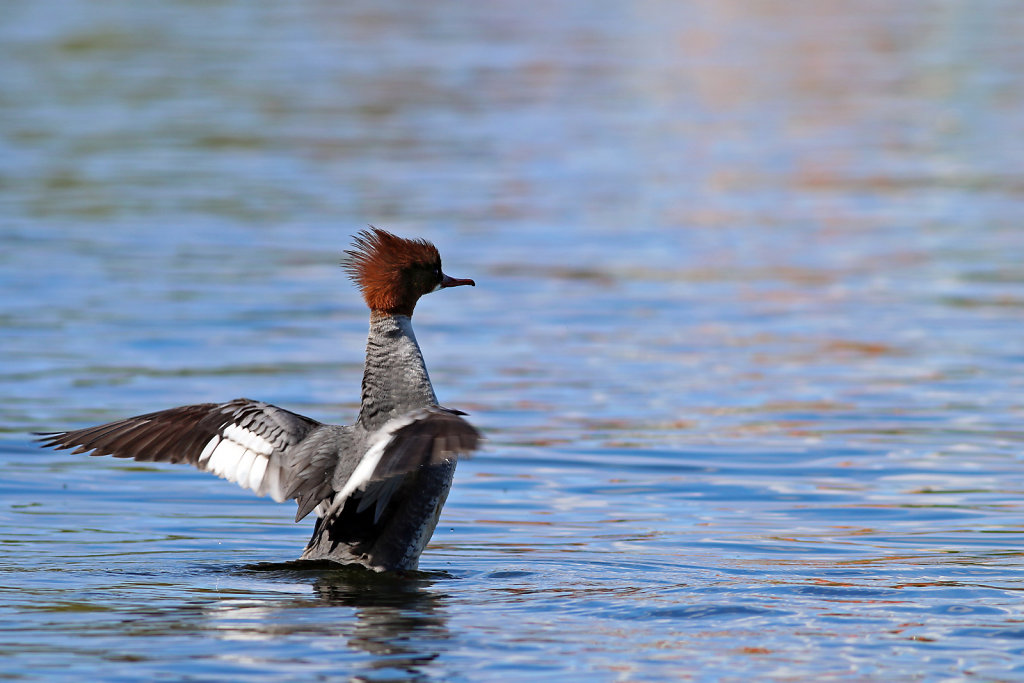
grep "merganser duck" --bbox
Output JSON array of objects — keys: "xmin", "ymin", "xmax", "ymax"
[{"xmin": 38, "ymin": 227, "xmax": 480, "ymax": 572}]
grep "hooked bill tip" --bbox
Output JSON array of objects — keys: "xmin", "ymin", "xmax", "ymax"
[{"xmin": 440, "ymin": 274, "xmax": 475, "ymax": 288}]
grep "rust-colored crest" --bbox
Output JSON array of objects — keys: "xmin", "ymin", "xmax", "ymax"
[{"xmin": 342, "ymin": 227, "xmax": 441, "ymax": 315}]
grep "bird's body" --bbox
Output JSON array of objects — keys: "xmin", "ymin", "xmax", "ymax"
[{"xmin": 39, "ymin": 228, "xmax": 479, "ymax": 572}]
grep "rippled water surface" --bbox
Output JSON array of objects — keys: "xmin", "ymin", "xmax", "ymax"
[{"xmin": 3, "ymin": 1, "xmax": 1024, "ymax": 680}]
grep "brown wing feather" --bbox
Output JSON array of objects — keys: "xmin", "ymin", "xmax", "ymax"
[
  {"xmin": 346, "ymin": 407, "xmax": 481, "ymax": 521},
  {"xmin": 371, "ymin": 408, "xmax": 481, "ymax": 481},
  {"xmin": 37, "ymin": 399, "xmax": 326, "ymax": 503}
]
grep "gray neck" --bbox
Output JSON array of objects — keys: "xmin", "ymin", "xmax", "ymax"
[{"xmin": 357, "ymin": 312, "xmax": 438, "ymax": 430}]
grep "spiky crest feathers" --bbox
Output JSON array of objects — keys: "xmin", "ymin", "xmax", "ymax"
[{"xmin": 342, "ymin": 227, "xmax": 443, "ymax": 316}]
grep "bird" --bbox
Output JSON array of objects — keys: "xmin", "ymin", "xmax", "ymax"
[{"xmin": 38, "ymin": 227, "xmax": 481, "ymax": 572}]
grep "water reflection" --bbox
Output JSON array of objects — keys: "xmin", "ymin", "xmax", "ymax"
[{"xmin": 202, "ymin": 562, "xmax": 454, "ymax": 680}]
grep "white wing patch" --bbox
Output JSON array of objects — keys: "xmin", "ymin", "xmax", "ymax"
[
  {"xmin": 197, "ymin": 424, "xmax": 285, "ymax": 502},
  {"xmin": 246, "ymin": 452, "xmax": 269, "ymax": 492}
]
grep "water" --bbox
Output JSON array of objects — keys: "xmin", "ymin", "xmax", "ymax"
[{"xmin": 3, "ymin": 1, "xmax": 1024, "ymax": 680}]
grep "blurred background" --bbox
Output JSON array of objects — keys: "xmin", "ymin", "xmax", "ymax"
[{"xmin": 2, "ymin": 1, "xmax": 1024, "ymax": 680}]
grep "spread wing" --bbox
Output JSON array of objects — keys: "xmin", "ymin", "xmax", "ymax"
[
  {"xmin": 36, "ymin": 398, "xmax": 338, "ymax": 509},
  {"xmin": 39, "ymin": 400, "xmax": 480, "ymax": 526},
  {"xmin": 324, "ymin": 406, "xmax": 482, "ymax": 522}
]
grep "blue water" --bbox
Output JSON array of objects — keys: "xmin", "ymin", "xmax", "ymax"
[{"xmin": 3, "ymin": 1, "xmax": 1024, "ymax": 680}]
